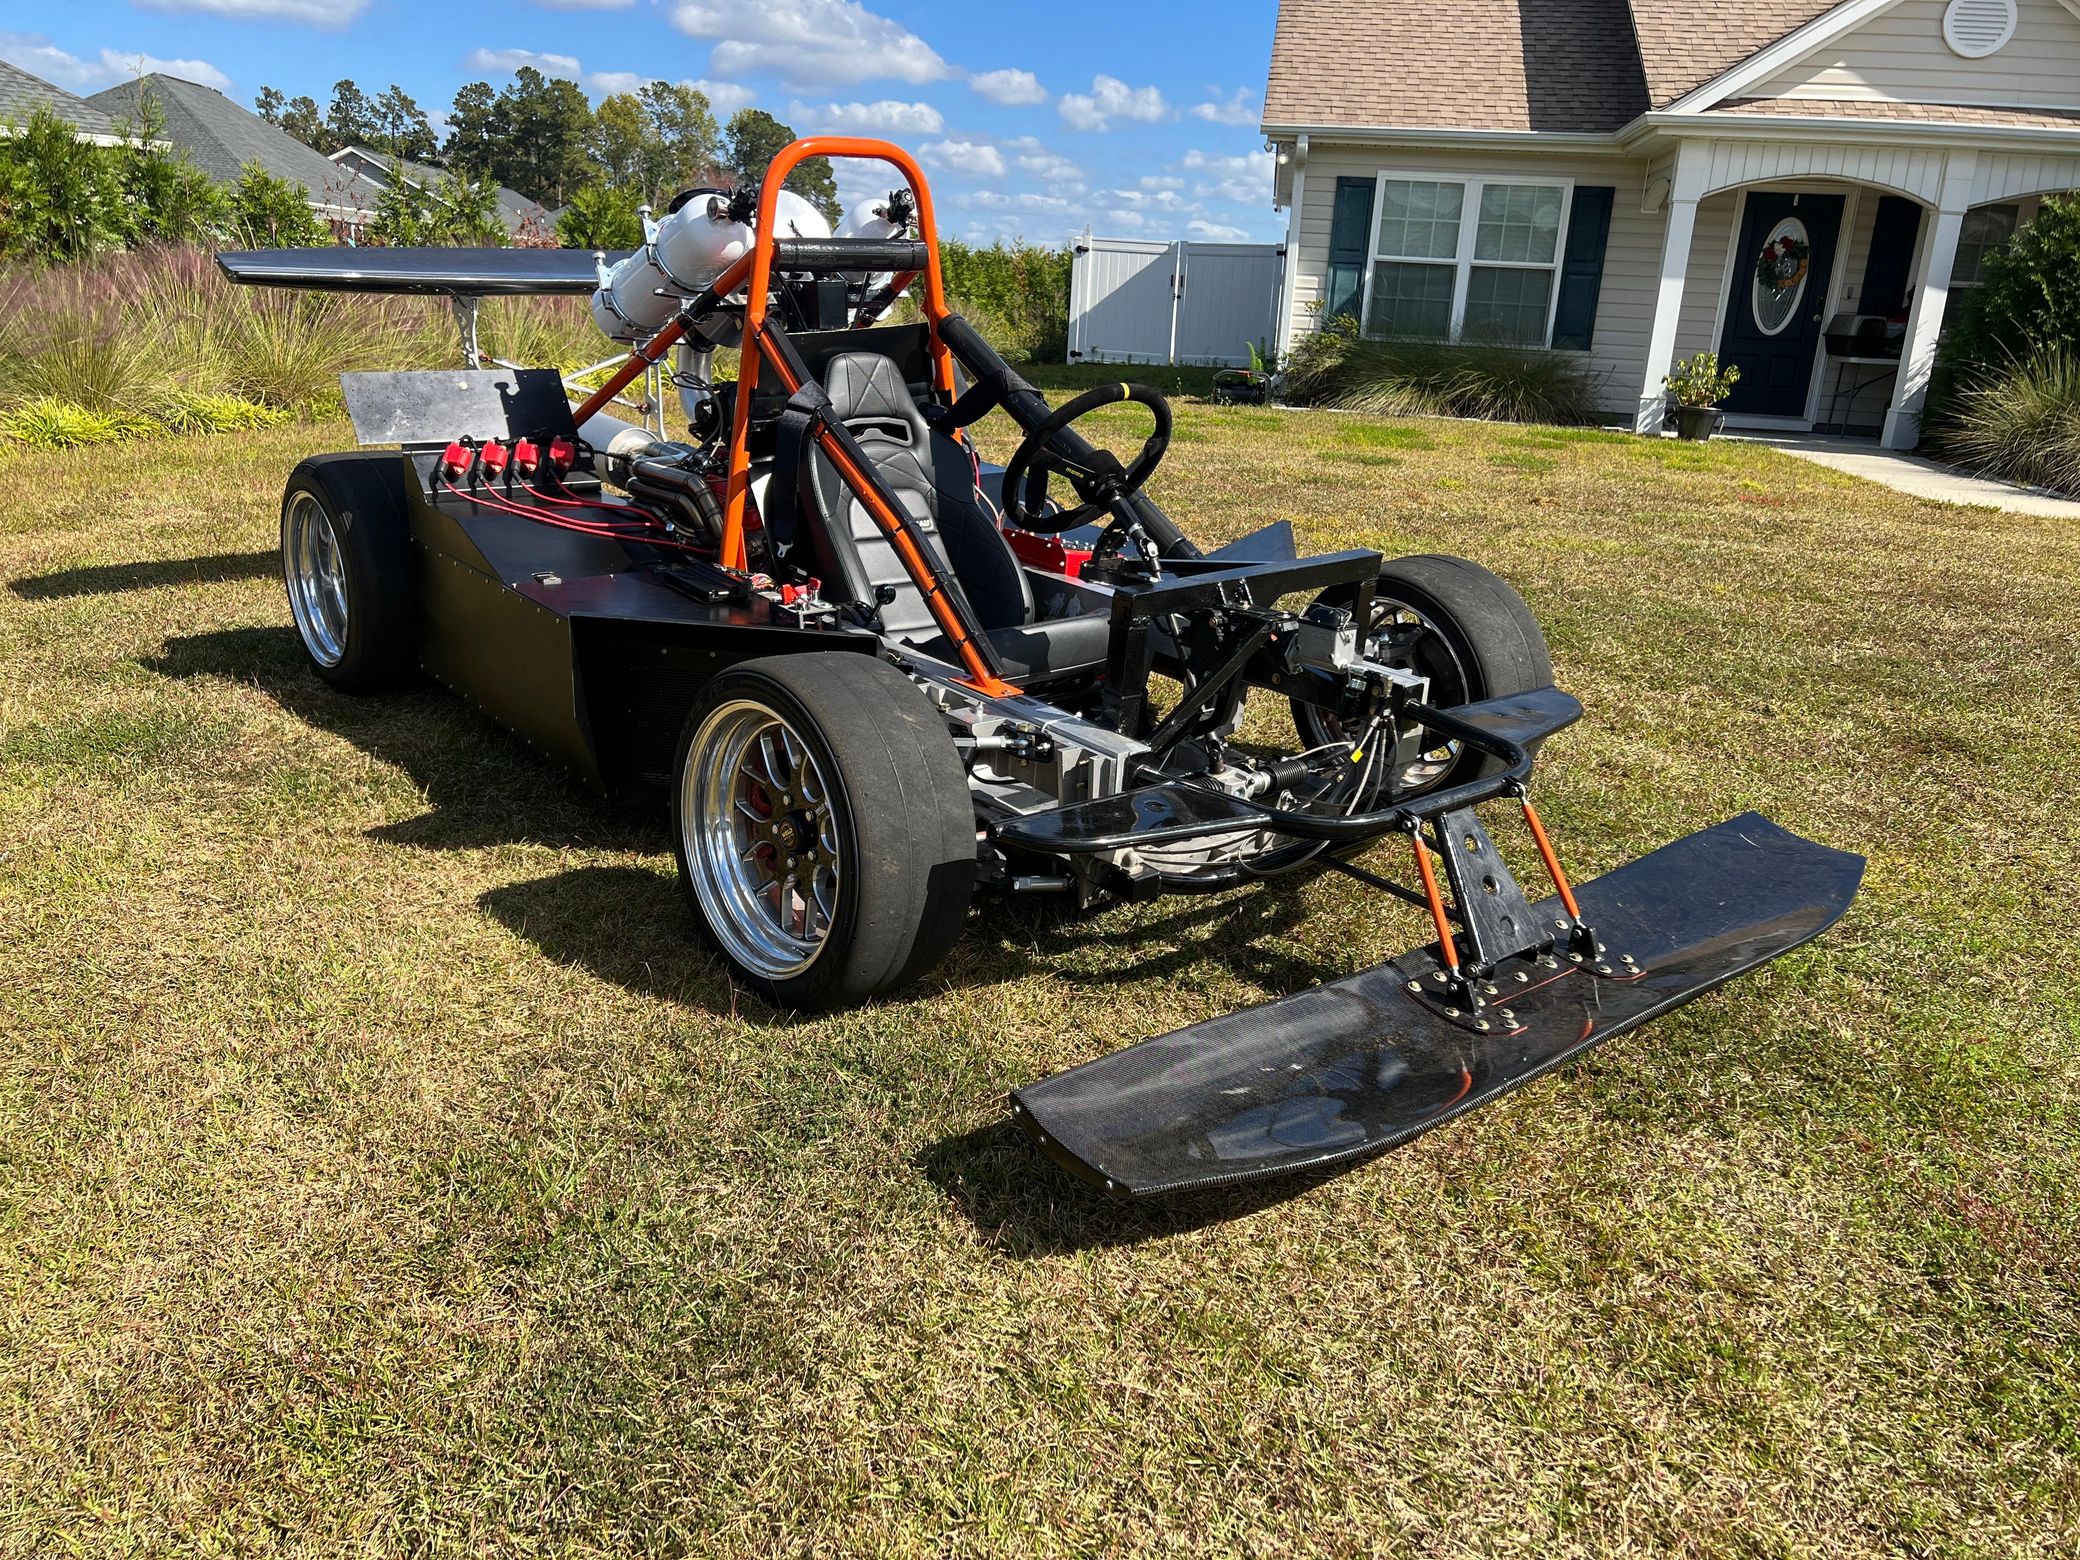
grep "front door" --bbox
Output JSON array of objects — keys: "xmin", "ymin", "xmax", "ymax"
[{"xmin": 1717, "ymin": 192, "xmax": 1844, "ymax": 419}]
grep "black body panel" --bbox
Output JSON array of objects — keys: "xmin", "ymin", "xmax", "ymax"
[{"xmin": 1010, "ymin": 814, "xmax": 1865, "ymax": 1196}]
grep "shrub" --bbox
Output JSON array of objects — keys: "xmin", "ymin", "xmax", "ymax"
[
  {"xmin": 1663, "ymin": 351, "xmax": 1740, "ymax": 407},
  {"xmin": 0, "ymin": 108, "xmax": 129, "ymax": 259},
  {"xmin": 557, "ymin": 184, "xmax": 644, "ymax": 250},
  {"xmin": 226, "ymin": 164, "xmax": 329, "ymax": 248},
  {"xmin": 0, "ymin": 397, "xmax": 156, "ymax": 447},
  {"xmin": 1941, "ymin": 195, "xmax": 2080, "ymax": 383},
  {"xmin": 1938, "ymin": 348, "xmax": 2080, "ymax": 496},
  {"xmin": 1283, "ymin": 315, "xmax": 1603, "ymax": 424},
  {"xmin": 935, "ymin": 240, "xmax": 1072, "ymax": 361}
]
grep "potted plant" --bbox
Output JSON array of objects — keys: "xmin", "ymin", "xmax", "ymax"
[{"xmin": 1663, "ymin": 352, "xmax": 1741, "ymax": 440}]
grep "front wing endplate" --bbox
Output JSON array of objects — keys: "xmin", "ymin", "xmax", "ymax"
[{"xmin": 1009, "ymin": 813, "xmax": 1863, "ymax": 1197}]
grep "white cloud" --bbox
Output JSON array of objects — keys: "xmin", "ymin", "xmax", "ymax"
[
  {"xmin": 529, "ymin": 0, "xmax": 635, "ymax": 7},
  {"xmin": 1188, "ymin": 219, "xmax": 1250, "ymax": 241},
  {"xmin": 691, "ymin": 78, "xmax": 757, "ymax": 115},
  {"xmin": 0, "ymin": 34, "xmax": 232, "ymax": 94},
  {"xmin": 1016, "ymin": 152, "xmax": 1082, "ymax": 186},
  {"xmin": 920, "ymin": 139, "xmax": 1005, "ymax": 177},
  {"xmin": 1139, "ymin": 175, "xmax": 1184, "ymax": 191},
  {"xmin": 134, "ymin": 0, "xmax": 365, "ymax": 20},
  {"xmin": 1189, "ymin": 88, "xmax": 1258, "ymax": 126},
  {"xmin": 670, "ymin": 0, "xmax": 951, "ymax": 88},
  {"xmin": 1181, "ymin": 148, "xmax": 1274, "ymax": 205},
  {"xmin": 1095, "ymin": 186, "xmax": 1200, "ymax": 215},
  {"xmin": 788, "ymin": 98, "xmax": 943, "ymax": 135},
  {"xmin": 466, "ymin": 47, "xmax": 582, "ymax": 80},
  {"xmin": 587, "ymin": 71, "xmax": 646, "ymax": 95},
  {"xmin": 1057, "ymin": 74, "xmax": 1167, "ymax": 132},
  {"xmin": 968, "ymin": 68, "xmax": 1047, "ymax": 106}
]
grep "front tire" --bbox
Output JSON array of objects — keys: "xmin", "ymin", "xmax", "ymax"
[
  {"xmin": 1292, "ymin": 553, "xmax": 1552, "ymax": 797},
  {"xmin": 671, "ymin": 653, "xmax": 976, "ymax": 1010},
  {"xmin": 280, "ymin": 453, "xmax": 419, "ymax": 693}
]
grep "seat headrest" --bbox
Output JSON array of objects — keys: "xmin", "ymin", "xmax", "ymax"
[{"xmin": 822, "ymin": 352, "xmax": 926, "ymax": 442}]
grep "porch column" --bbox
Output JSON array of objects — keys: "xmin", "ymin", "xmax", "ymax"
[
  {"xmin": 1275, "ymin": 135, "xmax": 1308, "ymax": 362},
  {"xmin": 1635, "ymin": 142, "xmax": 1709, "ymax": 434},
  {"xmin": 1882, "ymin": 150, "xmax": 1977, "ymax": 450}
]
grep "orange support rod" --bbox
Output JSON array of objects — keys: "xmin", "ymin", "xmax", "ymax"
[
  {"xmin": 745, "ymin": 325, "xmax": 1014, "ymax": 697},
  {"xmin": 725, "ymin": 137, "xmax": 960, "ymax": 573},
  {"xmin": 1519, "ymin": 796, "xmax": 1584, "ymax": 923},
  {"xmin": 570, "ymin": 252, "xmax": 754, "ymax": 429},
  {"xmin": 1409, "ymin": 827, "xmax": 1461, "ymax": 971}
]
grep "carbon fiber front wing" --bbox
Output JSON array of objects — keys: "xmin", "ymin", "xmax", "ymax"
[{"xmin": 1009, "ymin": 813, "xmax": 1863, "ymax": 1197}]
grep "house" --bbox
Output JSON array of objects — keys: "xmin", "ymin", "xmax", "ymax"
[
  {"xmin": 1262, "ymin": 0, "xmax": 2080, "ymax": 446},
  {"xmin": 0, "ymin": 57, "xmax": 126, "ymax": 144},
  {"xmin": 328, "ymin": 145, "xmax": 552, "ymax": 241},
  {"xmin": 86, "ymin": 74, "xmax": 382, "ymax": 239}
]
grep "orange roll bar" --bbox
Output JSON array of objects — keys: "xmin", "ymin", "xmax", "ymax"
[{"xmin": 570, "ymin": 251, "xmax": 755, "ymax": 428}]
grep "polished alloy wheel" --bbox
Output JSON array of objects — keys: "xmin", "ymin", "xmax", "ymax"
[
  {"xmin": 682, "ymin": 699, "xmax": 842, "ymax": 979},
  {"xmin": 283, "ymin": 491, "xmax": 350, "ymax": 668}
]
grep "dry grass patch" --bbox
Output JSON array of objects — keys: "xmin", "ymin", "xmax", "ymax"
[{"xmin": 1, "ymin": 404, "xmax": 2077, "ymax": 1556}]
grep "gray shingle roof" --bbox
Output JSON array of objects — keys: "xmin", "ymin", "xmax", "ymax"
[
  {"xmin": 0, "ymin": 57, "xmax": 119, "ymax": 138},
  {"xmin": 1262, "ymin": 0, "xmax": 1842, "ymax": 132},
  {"xmin": 86, "ymin": 74, "xmax": 381, "ymax": 215}
]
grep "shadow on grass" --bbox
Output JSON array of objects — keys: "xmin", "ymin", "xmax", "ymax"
[
  {"xmin": 145, "ymin": 625, "xmax": 659, "ymax": 852},
  {"xmin": 918, "ymin": 1120, "xmax": 1346, "ymax": 1255},
  {"xmin": 11, "ymin": 549, "xmax": 279, "ymax": 600},
  {"xmin": 476, "ymin": 863, "xmax": 737, "ymax": 1008}
]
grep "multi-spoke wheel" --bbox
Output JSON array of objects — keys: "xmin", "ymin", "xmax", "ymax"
[
  {"xmin": 671, "ymin": 653, "xmax": 976, "ymax": 1010},
  {"xmin": 279, "ymin": 454, "xmax": 419, "ymax": 692},
  {"xmin": 1291, "ymin": 554, "xmax": 1551, "ymax": 801}
]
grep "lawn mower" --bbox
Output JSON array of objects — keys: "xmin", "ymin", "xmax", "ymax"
[{"xmin": 218, "ymin": 138, "xmax": 1863, "ymax": 1197}]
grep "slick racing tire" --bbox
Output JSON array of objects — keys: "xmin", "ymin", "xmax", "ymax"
[
  {"xmin": 280, "ymin": 453, "xmax": 420, "ymax": 693},
  {"xmin": 672, "ymin": 652, "xmax": 976, "ymax": 1011}
]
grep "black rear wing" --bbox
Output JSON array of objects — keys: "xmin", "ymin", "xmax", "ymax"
[{"xmin": 214, "ymin": 246, "xmax": 631, "ymax": 296}]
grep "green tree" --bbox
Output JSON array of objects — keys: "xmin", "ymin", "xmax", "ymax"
[
  {"xmin": 227, "ymin": 163, "xmax": 329, "ymax": 246},
  {"xmin": 255, "ymin": 86, "xmax": 285, "ymax": 125},
  {"xmin": 278, "ymin": 94, "xmax": 324, "ymax": 150},
  {"xmin": 557, "ymin": 183, "xmax": 644, "ymax": 250},
  {"xmin": 324, "ymin": 79, "xmax": 377, "ymax": 152},
  {"xmin": 722, "ymin": 108, "xmax": 838, "ymax": 224},
  {"xmin": 1944, "ymin": 195, "xmax": 2080, "ymax": 380},
  {"xmin": 589, "ymin": 93, "xmax": 649, "ymax": 192},
  {"xmin": 503, "ymin": 69, "xmax": 595, "ymax": 208},
  {"xmin": 110, "ymin": 92, "xmax": 228, "ymax": 244},
  {"xmin": 442, "ymin": 81, "xmax": 500, "ymax": 178},
  {"xmin": 637, "ymin": 80, "xmax": 720, "ymax": 197},
  {"xmin": 0, "ymin": 107, "xmax": 128, "ymax": 258},
  {"xmin": 370, "ymin": 164, "xmax": 503, "ymax": 246},
  {"xmin": 373, "ymin": 86, "xmax": 437, "ymax": 163}
]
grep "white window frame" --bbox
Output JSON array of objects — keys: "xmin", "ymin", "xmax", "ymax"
[{"xmin": 1359, "ymin": 170, "xmax": 1576, "ymax": 349}]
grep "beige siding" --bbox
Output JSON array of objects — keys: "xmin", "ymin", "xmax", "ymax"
[
  {"xmin": 1754, "ymin": 0, "xmax": 2080, "ymax": 110},
  {"xmin": 1282, "ymin": 143, "xmax": 1659, "ymax": 416},
  {"xmin": 1672, "ymin": 191, "xmax": 1740, "ymax": 360}
]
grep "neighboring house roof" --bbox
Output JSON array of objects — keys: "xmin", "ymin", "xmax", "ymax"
[
  {"xmin": 86, "ymin": 74, "xmax": 381, "ymax": 215},
  {"xmin": 1625, "ymin": 0, "xmax": 1838, "ymax": 108},
  {"xmin": 1714, "ymin": 96, "xmax": 2080, "ymax": 128},
  {"xmin": 0, "ymin": 57, "xmax": 120, "ymax": 139},
  {"xmin": 329, "ymin": 144, "xmax": 549, "ymax": 235},
  {"xmin": 1263, "ymin": 0, "xmax": 1651, "ymax": 132}
]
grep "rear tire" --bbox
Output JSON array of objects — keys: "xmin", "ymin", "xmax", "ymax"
[
  {"xmin": 280, "ymin": 453, "xmax": 419, "ymax": 693},
  {"xmin": 671, "ymin": 653, "xmax": 976, "ymax": 1011},
  {"xmin": 1292, "ymin": 553, "xmax": 1551, "ymax": 796}
]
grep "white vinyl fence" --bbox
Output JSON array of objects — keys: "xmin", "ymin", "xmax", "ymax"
[{"xmin": 1066, "ymin": 235, "xmax": 1284, "ymax": 367}]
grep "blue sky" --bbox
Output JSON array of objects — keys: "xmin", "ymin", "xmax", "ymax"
[{"xmin": 2, "ymin": 0, "xmax": 1282, "ymax": 243}]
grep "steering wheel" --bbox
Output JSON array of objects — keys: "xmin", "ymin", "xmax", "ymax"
[{"xmin": 999, "ymin": 382, "xmax": 1171, "ymax": 535}]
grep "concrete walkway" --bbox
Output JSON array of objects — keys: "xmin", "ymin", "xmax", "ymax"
[{"xmin": 1731, "ymin": 434, "xmax": 2080, "ymax": 519}]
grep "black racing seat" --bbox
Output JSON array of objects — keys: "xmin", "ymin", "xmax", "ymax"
[{"xmin": 802, "ymin": 352, "xmax": 1109, "ymax": 681}]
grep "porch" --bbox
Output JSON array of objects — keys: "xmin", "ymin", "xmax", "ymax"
[{"xmin": 1633, "ymin": 133, "xmax": 2080, "ymax": 448}]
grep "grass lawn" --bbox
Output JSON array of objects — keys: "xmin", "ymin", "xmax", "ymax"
[{"xmin": 2, "ymin": 399, "xmax": 2076, "ymax": 1556}]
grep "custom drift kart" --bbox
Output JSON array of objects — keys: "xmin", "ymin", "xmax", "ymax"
[{"xmin": 220, "ymin": 137, "xmax": 1863, "ymax": 1196}]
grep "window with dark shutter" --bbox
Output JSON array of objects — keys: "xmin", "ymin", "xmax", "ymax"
[
  {"xmin": 1323, "ymin": 177, "xmax": 1375, "ymax": 328},
  {"xmin": 1549, "ymin": 186, "xmax": 1613, "ymax": 353}
]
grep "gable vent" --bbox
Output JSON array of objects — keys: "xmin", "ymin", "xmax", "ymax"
[{"xmin": 1943, "ymin": 0, "xmax": 2018, "ymax": 56}]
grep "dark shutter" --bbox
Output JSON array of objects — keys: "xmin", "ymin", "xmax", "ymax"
[
  {"xmin": 1322, "ymin": 176, "xmax": 1375, "ymax": 327},
  {"xmin": 1859, "ymin": 196, "xmax": 1923, "ymax": 319},
  {"xmin": 1549, "ymin": 185, "xmax": 1614, "ymax": 352}
]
